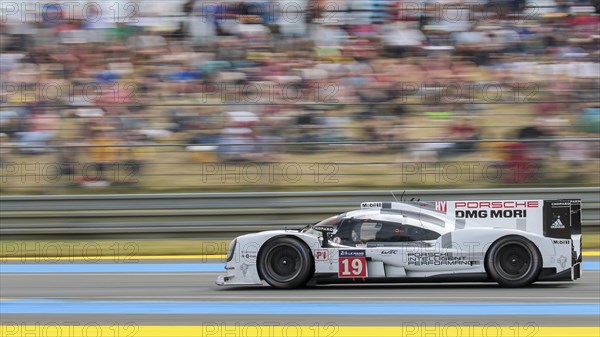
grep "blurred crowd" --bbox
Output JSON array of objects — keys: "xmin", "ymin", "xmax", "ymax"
[{"xmin": 0, "ymin": 0, "xmax": 599, "ymax": 187}]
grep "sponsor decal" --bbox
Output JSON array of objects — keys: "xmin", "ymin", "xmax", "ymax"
[
  {"xmin": 339, "ymin": 250, "xmax": 366, "ymax": 257},
  {"xmin": 557, "ymin": 255, "xmax": 568, "ymax": 269},
  {"xmin": 407, "ymin": 253, "xmax": 478, "ymax": 266},
  {"xmin": 550, "ymin": 216, "xmax": 565, "ymax": 229},
  {"xmin": 313, "ymin": 225, "xmax": 334, "ymax": 232},
  {"xmin": 454, "ymin": 201, "xmax": 539, "ymax": 209},
  {"xmin": 381, "ymin": 250, "xmax": 398, "ymax": 255},
  {"xmin": 435, "ymin": 201, "xmax": 447, "ymax": 213},
  {"xmin": 315, "ymin": 249, "xmax": 328, "ymax": 261},
  {"xmin": 361, "ymin": 202, "xmax": 382, "ymax": 208},
  {"xmin": 338, "ymin": 250, "xmax": 367, "ymax": 278},
  {"xmin": 552, "ymin": 239, "xmax": 570, "ymax": 245},
  {"xmin": 455, "ymin": 209, "xmax": 528, "ymax": 219},
  {"xmin": 543, "ymin": 200, "xmax": 571, "ymax": 239}
]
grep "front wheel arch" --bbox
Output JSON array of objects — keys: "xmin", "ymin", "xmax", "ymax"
[{"xmin": 257, "ymin": 236, "xmax": 315, "ymax": 289}]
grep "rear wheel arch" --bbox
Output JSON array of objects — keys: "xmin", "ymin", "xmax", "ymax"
[{"xmin": 484, "ymin": 235, "xmax": 543, "ymax": 287}]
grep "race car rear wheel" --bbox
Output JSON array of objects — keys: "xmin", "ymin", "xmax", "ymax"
[
  {"xmin": 486, "ymin": 236, "xmax": 542, "ymax": 287},
  {"xmin": 258, "ymin": 237, "xmax": 313, "ymax": 289}
]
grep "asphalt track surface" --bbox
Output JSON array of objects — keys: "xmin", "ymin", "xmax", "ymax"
[{"xmin": 2, "ymin": 257, "xmax": 600, "ymax": 332}]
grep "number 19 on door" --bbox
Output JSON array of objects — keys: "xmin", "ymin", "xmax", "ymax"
[{"xmin": 338, "ymin": 250, "xmax": 367, "ymax": 278}]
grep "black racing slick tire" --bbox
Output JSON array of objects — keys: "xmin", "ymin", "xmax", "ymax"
[
  {"xmin": 485, "ymin": 235, "xmax": 542, "ymax": 287},
  {"xmin": 258, "ymin": 237, "xmax": 314, "ymax": 289}
]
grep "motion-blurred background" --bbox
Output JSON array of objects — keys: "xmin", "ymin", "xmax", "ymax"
[{"xmin": 1, "ymin": 0, "xmax": 599, "ymax": 194}]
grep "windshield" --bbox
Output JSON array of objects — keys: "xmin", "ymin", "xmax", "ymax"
[{"xmin": 301, "ymin": 214, "xmax": 344, "ymax": 236}]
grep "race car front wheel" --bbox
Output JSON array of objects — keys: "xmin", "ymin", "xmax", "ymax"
[
  {"xmin": 485, "ymin": 236, "xmax": 542, "ymax": 287},
  {"xmin": 258, "ymin": 237, "xmax": 313, "ymax": 289}
]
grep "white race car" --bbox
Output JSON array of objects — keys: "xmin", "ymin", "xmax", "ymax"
[{"xmin": 216, "ymin": 198, "xmax": 582, "ymax": 288}]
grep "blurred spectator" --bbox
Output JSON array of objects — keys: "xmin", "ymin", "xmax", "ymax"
[
  {"xmin": 438, "ymin": 116, "xmax": 481, "ymax": 158},
  {"xmin": 87, "ymin": 129, "xmax": 119, "ymax": 186},
  {"xmin": 16, "ymin": 107, "xmax": 59, "ymax": 153}
]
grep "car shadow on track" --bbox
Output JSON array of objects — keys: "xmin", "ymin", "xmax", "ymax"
[{"xmin": 218, "ymin": 282, "xmax": 573, "ymax": 291}]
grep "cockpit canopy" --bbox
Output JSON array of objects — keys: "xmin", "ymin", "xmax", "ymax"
[
  {"xmin": 304, "ymin": 209, "xmax": 445, "ymax": 247},
  {"xmin": 331, "ymin": 217, "xmax": 442, "ymax": 246}
]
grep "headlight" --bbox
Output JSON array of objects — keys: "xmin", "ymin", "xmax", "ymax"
[{"xmin": 226, "ymin": 239, "xmax": 237, "ymax": 262}]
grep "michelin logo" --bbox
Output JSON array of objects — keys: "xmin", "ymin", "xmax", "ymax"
[{"xmin": 550, "ymin": 216, "xmax": 565, "ymax": 229}]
